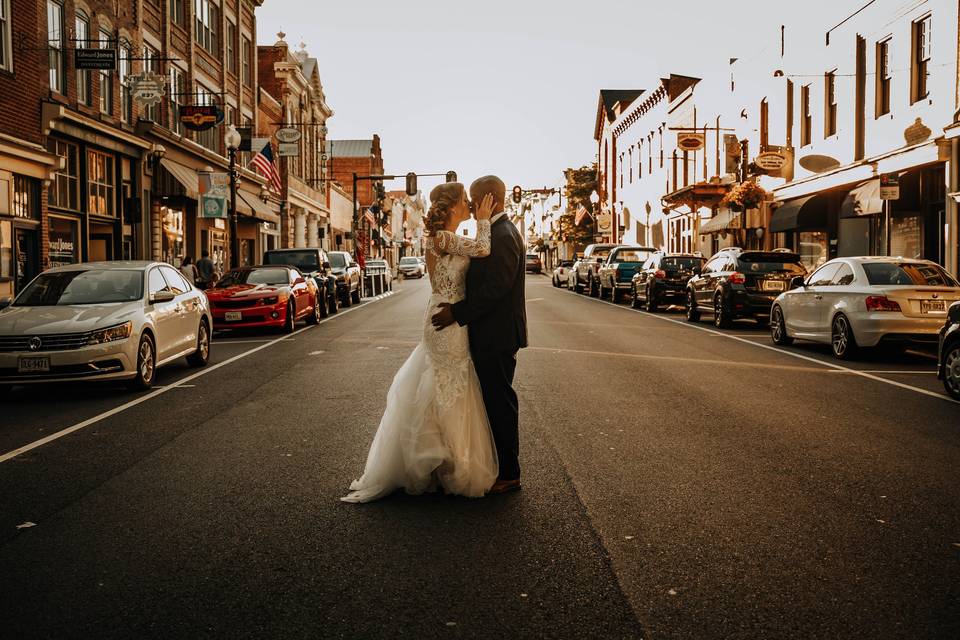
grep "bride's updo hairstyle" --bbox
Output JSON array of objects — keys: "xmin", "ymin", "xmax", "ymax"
[{"xmin": 424, "ymin": 182, "xmax": 465, "ymax": 235}]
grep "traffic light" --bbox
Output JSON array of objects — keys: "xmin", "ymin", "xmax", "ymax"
[
  {"xmin": 374, "ymin": 181, "xmax": 385, "ymax": 200},
  {"xmin": 445, "ymin": 171, "xmax": 457, "ymax": 183},
  {"xmin": 405, "ymin": 172, "xmax": 417, "ymax": 196},
  {"xmin": 512, "ymin": 185, "xmax": 522, "ymax": 204}
]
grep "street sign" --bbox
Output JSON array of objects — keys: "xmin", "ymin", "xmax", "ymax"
[
  {"xmin": 126, "ymin": 72, "xmax": 166, "ymax": 107},
  {"xmin": 179, "ymin": 105, "xmax": 223, "ymax": 131},
  {"xmin": 275, "ymin": 127, "xmax": 302, "ymax": 143},
  {"xmin": 74, "ymin": 48, "xmax": 116, "ymax": 70},
  {"xmin": 278, "ymin": 142, "xmax": 300, "ymax": 157},
  {"xmin": 880, "ymin": 173, "xmax": 900, "ymax": 200},
  {"xmin": 678, "ymin": 132, "xmax": 706, "ymax": 152}
]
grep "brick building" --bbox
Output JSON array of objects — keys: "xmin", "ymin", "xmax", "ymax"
[{"xmin": 325, "ymin": 136, "xmax": 385, "ymax": 260}]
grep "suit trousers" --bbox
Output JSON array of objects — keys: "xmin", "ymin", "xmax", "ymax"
[{"xmin": 472, "ymin": 350, "xmax": 520, "ymax": 481}]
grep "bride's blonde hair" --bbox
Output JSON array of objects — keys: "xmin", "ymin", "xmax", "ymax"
[{"xmin": 424, "ymin": 182, "xmax": 465, "ymax": 235}]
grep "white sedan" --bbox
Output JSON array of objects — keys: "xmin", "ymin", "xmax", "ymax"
[
  {"xmin": 769, "ymin": 257, "xmax": 960, "ymax": 359},
  {"xmin": 0, "ymin": 261, "xmax": 212, "ymax": 391}
]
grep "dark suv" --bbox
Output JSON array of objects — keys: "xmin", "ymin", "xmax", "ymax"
[
  {"xmin": 938, "ymin": 301, "xmax": 960, "ymax": 400},
  {"xmin": 632, "ymin": 252, "xmax": 705, "ymax": 312},
  {"xmin": 685, "ymin": 248, "xmax": 807, "ymax": 328},
  {"xmin": 327, "ymin": 251, "xmax": 363, "ymax": 306},
  {"xmin": 263, "ymin": 247, "xmax": 339, "ymax": 316}
]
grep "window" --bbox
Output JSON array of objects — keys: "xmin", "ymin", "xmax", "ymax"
[
  {"xmin": 160, "ymin": 265, "xmax": 190, "ymax": 294},
  {"xmin": 169, "ymin": 0, "xmax": 185, "ymax": 28},
  {"xmin": 12, "ymin": 176, "xmax": 40, "ymax": 219},
  {"xmin": 0, "ymin": 0, "xmax": 11, "ymax": 71},
  {"xmin": 876, "ymin": 38, "xmax": 891, "ymax": 116},
  {"xmin": 824, "ymin": 71, "xmax": 837, "ymax": 137},
  {"xmin": 800, "ymin": 84, "xmax": 812, "ymax": 146},
  {"xmin": 169, "ymin": 66, "xmax": 185, "ymax": 134},
  {"xmin": 119, "ymin": 45, "xmax": 132, "ymax": 122},
  {"xmin": 194, "ymin": 0, "xmax": 220, "ymax": 55},
  {"xmin": 148, "ymin": 268, "xmax": 170, "ymax": 296},
  {"xmin": 831, "ymin": 263, "xmax": 855, "ymax": 286},
  {"xmin": 225, "ymin": 21, "xmax": 237, "ymax": 75},
  {"xmin": 194, "ymin": 83, "xmax": 218, "ymax": 152},
  {"xmin": 241, "ymin": 36, "xmax": 252, "ymax": 86},
  {"xmin": 99, "ymin": 28, "xmax": 112, "ymax": 115},
  {"xmin": 48, "ymin": 139, "xmax": 79, "ymax": 210},
  {"xmin": 911, "ymin": 15, "xmax": 931, "ymax": 103},
  {"xmin": 143, "ymin": 45, "xmax": 160, "ymax": 122},
  {"xmin": 760, "ymin": 98, "xmax": 769, "ymax": 147},
  {"xmin": 75, "ymin": 12, "xmax": 91, "ymax": 104},
  {"xmin": 47, "ymin": 1, "xmax": 65, "ymax": 93},
  {"xmin": 87, "ymin": 149, "xmax": 116, "ymax": 216},
  {"xmin": 807, "ymin": 263, "xmax": 840, "ymax": 287}
]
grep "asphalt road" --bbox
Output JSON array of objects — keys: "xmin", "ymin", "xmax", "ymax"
[{"xmin": 1, "ymin": 275, "xmax": 958, "ymax": 638}]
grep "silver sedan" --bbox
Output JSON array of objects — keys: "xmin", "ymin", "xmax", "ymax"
[
  {"xmin": 769, "ymin": 257, "xmax": 960, "ymax": 359},
  {"xmin": 0, "ymin": 261, "xmax": 212, "ymax": 391}
]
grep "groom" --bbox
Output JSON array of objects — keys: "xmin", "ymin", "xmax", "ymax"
[{"xmin": 431, "ymin": 175, "xmax": 527, "ymax": 494}]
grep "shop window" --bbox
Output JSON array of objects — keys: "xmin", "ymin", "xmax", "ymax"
[
  {"xmin": 99, "ymin": 28, "xmax": 113, "ymax": 115},
  {"xmin": 49, "ymin": 216, "xmax": 80, "ymax": 266},
  {"xmin": 12, "ymin": 176, "xmax": 39, "ymax": 219},
  {"xmin": 47, "ymin": 0, "xmax": 65, "ymax": 93},
  {"xmin": 797, "ymin": 231, "xmax": 827, "ymax": 270},
  {"xmin": 824, "ymin": 71, "xmax": 837, "ymax": 137},
  {"xmin": 119, "ymin": 45, "xmax": 132, "ymax": 122},
  {"xmin": 194, "ymin": 0, "xmax": 220, "ymax": 55},
  {"xmin": 75, "ymin": 11, "xmax": 90, "ymax": 104},
  {"xmin": 241, "ymin": 36, "xmax": 252, "ymax": 86},
  {"xmin": 225, "ymin": 21, "xmax": 237, "ymax": 75},
  {"xmin": 875, "ymin": 38, "xmax": 891, "ymax": 117},
  {"xmin": 911, "ymin": 14, "xmax": 931, "ymax": 104},
  {"xmin": 890, "ymin": 215, "xmax": 922, "ymax": 259},
  {"xmin": 87, "ymin": 150, "xmax": 116, "ymax": 216},
  {"xmin": 49, "ymin": 139, "xmax": 79, "ymax": 210},
  {"xmin": 800, "ymin": 84, "xmax": 812, "ymax": 147}
]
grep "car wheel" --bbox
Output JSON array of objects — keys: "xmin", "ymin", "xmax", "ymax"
[
  {"xmin": 328, "ymin": 291, "xmax": 339, "ymax": 314},
  {"xmin": 770, "ymin": 305, "xmax": 794, "ymax": 346},
  {"xmin": 611, "ymin": 286, "xmax": 622, "ymax": 303},
  {"xmin": 589, "ymin": 275, "xmax": 599, "ymax": 297},
  {"xmin": 942, "ymin": 342, "xmax": 960, "ymax": 400},
  {"xmin": 630, "ymin": 284, "xmax": 641, "ymax": 309},
  {"xmin": 714, "ymin": 294, "xmax": 732, "ymax": 329},
  {"xmin": 645, "ymin": 285, "xmax": 658, "ymax": 313},
  {"xmin": 186, "ymin": 321, "xmax": 211, "ymax": 367},
  {"xmin": 552, "ymin": 275, "xmax": 559, "ymax": 288},
  {"xmin": 341, "ymin": 287, "xmax": 352, "ymax": 308},
  {"xmin": 128, "ymin": 334, "xmax": 156, "ymax": 391},
  {"xmin": 686, "ymin": 290, "xmax": 701, "ymax": 323},
  {"xmin": 831, "ymin": 313, "xmax": 858, "ymax": 360},
  {"xmin": 306, "ymin": 296, "xmax": 321, "ymax": 325},
  {"xmin": 351, "ymin": 283, "xmax": 362, "ymax": 304},
  {"xmin": 283, "ymin": 301, "xmax": 297, "ymax": 333},
  {"xmin": 574, "ymin": 278, "xmax": 584, "ymax": 294}
]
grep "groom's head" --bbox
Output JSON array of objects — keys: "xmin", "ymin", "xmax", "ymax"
[{"xmin": 470, "ymin": 176, "xmax": 506, "ymax": 215}]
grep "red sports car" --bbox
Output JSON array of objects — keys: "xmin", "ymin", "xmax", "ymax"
[{"xmin": 206, "ymin": 265, "xmax": 321, "ymax": 333}]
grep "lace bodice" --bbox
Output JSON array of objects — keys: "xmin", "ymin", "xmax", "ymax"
[{"xmin": 424, "ymin": 220, "xmax": 491, "ymax": 303}]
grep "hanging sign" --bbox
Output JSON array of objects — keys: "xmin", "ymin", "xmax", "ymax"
[
  {"xmin": 755, "ymin": 150, "xmax": 787, "ymax": 172},
  {"xmin": 275, "ymin": 127, "xmax": 302, "ymax": 143},
  {"xmin": 75, "ymin": 48, "xmax": 116, "ymax": 70},
  {"xmin": 278, "ymin": 142, "xmax": 300, "ymax": 157},
  {"xmin": 127, "ymin": 72, "xmax": 166, "ymax": 106},
  {"xmin": 677, "ymin": 132, "xmax": 706, "ymax": 152},
  {"xmin": 880, "ymin": 173, "xmax": 900, "ymax": 200},
  {"xmin": 200, "ymin": 173, "xmax": 229, "ymax": 219},
  {"xmin": 250, "ymin": 137, "xmax": 271, "ymax": 154},
  {"xmin": 179, "ymin": 105, "xmax": 223, "ymax": 131},
  {"xmin": 596, "ymin": 212, "xmax": 612, "ymax": 232}
]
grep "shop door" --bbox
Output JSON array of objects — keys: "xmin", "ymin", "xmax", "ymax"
[
  {"xmin": 14, "ymin": 228, "xmax": 38, "ymax": 292},
  {"xmin": 90, "ymin": 234, "xmax": 114, "ymax": 262}
]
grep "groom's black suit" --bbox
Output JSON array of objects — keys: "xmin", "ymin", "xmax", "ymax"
[{"xmin": 452, "ymin": 214, "xmax": 527, "ymax": 481}]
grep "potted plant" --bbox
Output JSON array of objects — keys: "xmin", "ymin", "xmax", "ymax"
[{"xmin": 720, "ymin": 181, "xmax": 768, "ymax": 212}]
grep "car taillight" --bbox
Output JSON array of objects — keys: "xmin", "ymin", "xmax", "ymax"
[
  {"xmin": 865, "ymin": 295, "xmax": 901, "ymax": 312},
  {"xmin": 729, "ymin": 272, "xmax": 746, "ymax": 285},
  {"xmin": 654, "ymin": 269, "xmax": 666, "ymax": 280}
]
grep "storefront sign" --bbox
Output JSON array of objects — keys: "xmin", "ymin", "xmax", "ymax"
[
  {"xmin": 677, "ymin": 132, "xmax": 706, "ymax": 152},
  {"xmin": 596, "ymin": 212, "xmax": 612, "ymax": 232},
  {"xmin": 200, "ymin": 173, "xmax": 230, "ymax": 219},
  {"xmin": 49, "ymin": 217, "xmax": 79, "ymax": 267},
  {"xmin": 179, "ymin": 105, "xmax": 224, "ymax": 131},
  {"xmin": 75, "ymin": 48, "xmax": 116, "ymax": 70},
  {"xmin": 250, "ymin": 137, "xmax": 271, "ymax": 155},
  {"xmin": 278, "ymin": 142, "xmax": 300, "ymax": 157},
  {"xmin": 880, "ymin": 173, "xmax": 900, "ymax": 200},
  {"xmin": 275, "ymin": 127, "xmax": 302, "ymax": 143},
  {"xmin": 127, "ymin": 72, "xmax": 166, "ymax": 106},
  {"xmin": 755, "ymin": 151, "xmax": 787, "ymax": 172}
]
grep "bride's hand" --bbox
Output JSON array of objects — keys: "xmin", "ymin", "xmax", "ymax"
[{"xmin": 475, "ymin": 194, "xmax": 495, "ymax": 221}]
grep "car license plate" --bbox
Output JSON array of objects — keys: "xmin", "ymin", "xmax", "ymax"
[
  {"xmin": 920, "ymin": 299, "xmax": 946, "ymax": 313},
  {"xmin": 224, "ymin": 311, "xmax": 243, "ymax": 322},
  {"xmin": 762, "ymin": 280, "xmax": 786, "ymax": 292},
  {"xmin": 18, "ymin": 356, "xmax": 50, "ymax": 373}
]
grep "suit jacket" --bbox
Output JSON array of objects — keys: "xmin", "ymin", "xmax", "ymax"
[{"xmin": 452, "ymin": 215, "xmax": 528, "ymax": 354}]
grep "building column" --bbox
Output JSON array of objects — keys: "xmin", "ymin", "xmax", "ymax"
[
  {"xmin": 294, "ymin": 210, "xmax": 307, "ymax": 248},
  {"xmin": 947, "ymin": 139, "xmax": 959, "ymax": 276},
  {"xmin": 306, "ymin": 213, "xmax": 319, "ymax": 247}
]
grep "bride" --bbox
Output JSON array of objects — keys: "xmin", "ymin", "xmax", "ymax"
[{"xmin": 341, "ymin": 183, "xmax": 499, "ymax": 503}]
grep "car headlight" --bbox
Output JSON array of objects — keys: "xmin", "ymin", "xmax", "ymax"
[
  {"xmin": 87, "ymin": 321, "xmax": 133, "ymax": 346},
  {"xmin": 259, "ymin": 296, "xmax": 280, "ymax": 305}
]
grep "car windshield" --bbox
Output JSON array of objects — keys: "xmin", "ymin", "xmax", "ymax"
[
  {"xmin": 328, "ymin": 253, "xmax": 347, "ymax": 268},
  {"xmin": 264, "ymin": 251, "xmax": 318, "ymax": 271},
  {"xmin": 611, "ymin": 250, "xmax": 649, "ymax": 263},
  {"xmin": 14, "ymin": 269, "xmax": 143, "ymax": 306},
  {"xmin": 662, "ymin": 257, "xmax": 705, "ymax": 270},
  {"xmin": 862, "ymin": 262, "xmax": 958, "ymax": 286},
  {"xmin": 591, "ymin": 248, "xmax": 612, "ymax": 259},
  {"xmin": 400, "ymin": 258, "xmax": 419, "ymax": 265},
  {"xmin": 216, "ymin": 267, "xmax": 289, "ymax": 288},
  {"xmin": 738, "ymin": 253, "xmax": 806, "ymax": 275}
]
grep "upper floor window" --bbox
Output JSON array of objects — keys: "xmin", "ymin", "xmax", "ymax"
[
  {"xmin": 87, "ymin": 149, "xmax": 116, "ymax": 216},
  {"xmin": 911, "ymin": 14, "xmax": 931, "ymax": 103},
  {"xmin": 241, "ymin": 36, "xmax": 252, "ymax": 86},
  {"xmin": 12, "ymin": 176, "xmax": 40, "ymax": 219},
  {"xmin": 824, "ymin": 71, "xmax": 837, "ymax": 137},
  {"xmin": 876, "ymin": 38, "xmax": 891, "ymax": 117},
  {"xmin": 800, "ymin": 84, "xmax": 812, "ymax": 146},
  {"xmin": 169, "ymin": 66, "xmax": 186, "ymax": 135},
  {"xmin": 142, "ymin": 45, "xmax": 160, "ymax": 123},
  {"xmin": 48, "ymin": 139, "xmax": 79, "ymax": 210},
  {"xmin": 194, "ymin": 83, "xmax": 219, "ymax": 152},
  {"xmin": 119, "ymin": 44, "xmax": 132, "ymax": 122},
  {"xmin": 98, "ymin": 28, "xmax": 113, "ymax": 115},
  {"xmin": 47, "ymin": 1, "xmax": 65, "ymax": 93},
  {"xmin": 170, "ymin": 0, "xmax": 185, "ymax": 28},
  {"xmin": 0, "ymin": 0, "xmax": 11, "ymax": 71},
  {"xmin": 225, "ymin": 21, "xmax": 237, "ymax": 75},
  {"xmin": 75, "ymin": 11, "xmax": 90, "ymax": 104},
  {"xmin": 195, "ymin": 0, "xmax": 220, "ymax": 55}
]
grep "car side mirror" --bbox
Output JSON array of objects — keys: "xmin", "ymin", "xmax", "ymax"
[
  {"xmin": 150, "ymin": 290, "xmax": 176, "ymax": 304},
  {"xmin": 790, "ymin": 276, "xmax": 806, "ymax": 289},
  {"xmin": 0, "ymin": 297, "xmax": 11, "ymax": 310}
]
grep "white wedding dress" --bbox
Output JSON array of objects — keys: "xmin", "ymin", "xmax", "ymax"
[{"xmin": 341, "ymin": 220, "xmax": 498, "ymax": 503}]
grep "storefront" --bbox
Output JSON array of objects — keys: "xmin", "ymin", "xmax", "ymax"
[{"xmin": 770, "ymin": 189, "xmax": 848, "ymax": 270}]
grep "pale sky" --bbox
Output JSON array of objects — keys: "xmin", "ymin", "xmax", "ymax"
[{"xmin": 257, "ymin": 0, "xmax": 860, "ymax": 197}]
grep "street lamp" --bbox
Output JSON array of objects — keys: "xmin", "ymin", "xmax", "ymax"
[{"xmin": 224, "ymin": 124, "xmax": 242, "ymax": 269}]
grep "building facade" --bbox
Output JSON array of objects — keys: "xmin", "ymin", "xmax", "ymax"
[{"xmin": 325, "ymin": 136, "xmax": 385, "ymax": 261}]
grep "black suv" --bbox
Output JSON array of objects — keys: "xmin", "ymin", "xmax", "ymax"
[
  {"xmin": 631, "ymin": 252, "xmax": 705, "ymax": 312},
  {"xmin": 685, "ymin": 248, "xmax": 807, "ymax": 328},
  {"xmin": 327, "ymin": 251, "xmax": 363, "ymax": 306},
  {"xmin": 938, "ymin": 301, "xmax": 960, "ymax": 400},
  {"xmin": 263, "ymin": 247, "xmax": 339, "ymax": 316}
]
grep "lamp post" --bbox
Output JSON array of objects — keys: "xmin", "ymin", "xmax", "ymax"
[
  {"xmin": 149, "ymin": 144, "xmax": 166, "ymax": 261},
  {"xmin": 224, "ymin": 125, "xmax": 242, "ymax": 269},
  {"xmin": 589, "ymin": 189, "xmax": 600, "ymax": 240}
]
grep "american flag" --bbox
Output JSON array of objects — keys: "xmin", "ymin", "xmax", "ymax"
[
  {"xmin": 251, "ymin": 140, "xmax": 282, "ymax": 192},
  {"xmin": 574, "ymin": 204, "xmax": 591, "ymax": 226},
  {"xmin": 364, "ymin": 208, "xmax": 376, "ymax": 226}
]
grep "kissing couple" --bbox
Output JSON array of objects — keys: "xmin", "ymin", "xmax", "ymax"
[{"xmin": 342, "ymin": 175, "xmax": 527, "ymax": 503}]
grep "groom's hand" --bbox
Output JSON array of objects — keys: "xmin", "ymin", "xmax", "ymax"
[{"xmin": 431, "ymin": 303, "xmax": 455, "ymax": 331}]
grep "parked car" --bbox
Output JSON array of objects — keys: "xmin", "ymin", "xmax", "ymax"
[
  {"xmin": 525, "ymin": 253, "xmax": 543, "ymax": 274},
  {"xmin": 597, "ymin": 245, "xmax": 656, "ymax": 302},
  {"xmin": 769, "ymin": 257, "xmax": 960, "ymax": 359},
  {"xmin": 262, "ymin": 247, "xmax": 339, "ymax": 316},
  {"xmin": 569, "ymin": 243, "xmax": 619, "ymax": 296},
  {"xmin": 398, "ymin": 256, "xmax": 425, "ymax": 279},
  {"xmin": 328, "ymin": 251, "xmax": 363, "ymax": 306},
  {"xmin": 686, "ymin": 248, "xmax": 807, "ymax": 328},
  {"xmin": 938, "ymin": 301, "xmax": 960, "ymax": 399},
  {"xmin": 206, "ymin": 265, "xmax": 321, "ymax": 334},
  {"xmin": 365, "ymin": 258, "xmax": 393, "ymax": 290},
  {"xmin": 632, "ymin": 252, "xmax": 706, "ymax": 312},
  {"xmin": 552, "ymin": 260, "xmax": 574, "ymax": 288},
  {"xmin": 0, "ymin": 261, "xmax": 211, "ymax": 392}
]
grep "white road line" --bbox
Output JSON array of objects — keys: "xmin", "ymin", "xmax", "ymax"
[
  {"xmin": 566, "ymin": 288, "xmax": 959, "ymax": 405},
  {"xmin": 212, "ymin": 339, "xmax": 295, "ymax": 345},
  {"xmin": 0, "ymin": 290, "xmax": 401, "ymax": 464}
]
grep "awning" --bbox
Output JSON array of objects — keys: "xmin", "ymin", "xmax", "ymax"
[
  {"xmin": 840, "ymin": 180, "xmax": 883, "ymax": 218},
  {"xmin": 238, "ymin": 193, "xmax": 281, "ymax": 225},
  {"xmin": 699, "ymin": 209, "xmax": 741, "ymax": 234},
  {"xmin": 159, "ymin": 158, "xmax": 200, "ymax": 199},
  {"xmin": 769, "ymin": 193, "xmax": 828, "ymax": 232}
]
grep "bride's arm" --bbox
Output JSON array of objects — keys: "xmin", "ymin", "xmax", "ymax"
[{"xmin": 432, "ymin": 220, "xmax": 491, "ymax": 258}]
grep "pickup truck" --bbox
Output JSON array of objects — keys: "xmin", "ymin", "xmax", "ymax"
[
  {"xmin": 569, "ymin": 243, "xmax": 620, "ymax": 296},
  {"xmin": 597, "ymin": 245, "xmax": 657, "ymax": 303},
  {"xmin": 262, "ymin": 247, "xmax": 340, "ymax": 316}
]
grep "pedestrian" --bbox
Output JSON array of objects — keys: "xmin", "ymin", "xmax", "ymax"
[
  {"xmin": 180, "ymin": 255, "xmax": 199, "ymax": 286},
  {"xmin": 196, "ymin": 250, "xmax": 215, "ymax": 289}
]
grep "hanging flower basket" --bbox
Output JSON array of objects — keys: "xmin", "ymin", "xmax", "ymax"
[{"xmin": 720, "ymin": 181, "xmax": 768, "ymax": 212}]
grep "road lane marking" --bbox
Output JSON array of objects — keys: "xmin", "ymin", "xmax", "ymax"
[
  {"xmin": 212, "ymin": 339, "xmax": 296, "ymax": 345},
  {"xmin": 827, "ymin": 369, "xmax": 936, "ymax": 375},
  {"xmin": 0, "ymin": 290, "xmax": 403, "ymax": 464},
  {"xmin": 525, "ymin": 346, "xmax": 827, "ymax": 373},
  {"xmin": 562, "ymin": 288, "xmax": 959, "ymax": 405}
]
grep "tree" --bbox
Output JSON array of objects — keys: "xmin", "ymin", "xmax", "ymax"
[{"xmin": 558, "ymin": 164, "xmax": 598, "ymax": 249}]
